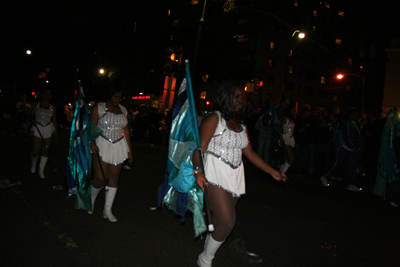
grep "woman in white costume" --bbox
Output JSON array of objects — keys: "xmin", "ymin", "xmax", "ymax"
[
  {"xmin": 30, "ymin": 89, "xmax": 58, "ymax": 178},
  {"xmin": 89, "ymin": 84, "xmax": 133, "ymax": 222},
  {"xmin": 193, "ymin": 80, "xmax": 287, "ymax": 267},
  {"xmin": 280, "ymin": 107, "xmax": 296, "ymax": 174}
]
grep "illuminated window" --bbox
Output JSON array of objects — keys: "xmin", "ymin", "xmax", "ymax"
[
  {"xmin": 168, "ymin": 10, "xmax": 170, "ymax": 16},
  {"xmin": 270, "ymin": 41, "xmax": 275, "ymax": 49},
  {"xmin": 348, "ymin": 58, "xmax": 353, "ymax": 65},
  {"xmin": 170, "ymin": 34, "xmax": 174, "ymax": 40},
  {"xmin": 202, "ymin": 74, "xmax": 209, "ymax": 82},
  {"xmin": 200, "ymin": 91, "xmax": 206, "ymax": 99},
  {"xmin": 325, "ymin": 2, "xmax": 330, "ymax": 8},
  {"xmin": 338, "ymin": 11, "xmax": 344, "ymax": 17},
  {"xmin": 360, "ymin": 66, "xmax": 363, "ymax": 69},
  {"xmin": 172, "ymin": 20, "xmax": 178, "ymax": 26},
  {"xmin": 335, "ymin": 38, "xmax": 342, "ymax": 45},
  {"xmin": 313, "ymin": 10, "xmax": 317, "ymax": 17},
  {"xmin": 287, "ymin": 65, "xmax": 293, "ymax": 74},
  {"xmin": 268, "ymin": 58, "xmax": 276, "ymax": 67},
  {"xmin": 294, "ymin": 0, "xmax": 298, "ymax": 6},
  {"xmin": 191, "ymin": 0, "xmax": 198, "ymax": 4},
  {"xmin": 313, "ymin": 26, "xmax": 316, "ymax": 32},
  {"xmin": 321, "ymin": 76, "xmax": 326, "ymax": 84}
]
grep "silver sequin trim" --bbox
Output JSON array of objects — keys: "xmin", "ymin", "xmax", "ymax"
[{"xmin": 205, "ymin": 150, "xmax": 242, "ymax": 169}]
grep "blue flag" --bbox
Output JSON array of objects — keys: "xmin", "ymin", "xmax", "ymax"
[
  {"xmin": 156, "ymin": 60, "xmax": 207, "ymax": 237},
  {"xmin": 66, "ymin": 81, "xmax": 101, "ymax": 211}
]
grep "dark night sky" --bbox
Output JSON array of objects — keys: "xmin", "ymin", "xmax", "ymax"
[{"xmin": 1, "ymin": 0, "xmax": 398, "ymax": 101}]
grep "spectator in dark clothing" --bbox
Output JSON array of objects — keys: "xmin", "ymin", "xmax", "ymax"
[
  {"xmin": 320, "ymin": 108, "xmax": 362, "ymax": 192},
  {"xmin": 362, "ymin": 109, "xmax": 387, "ymax": 182}
]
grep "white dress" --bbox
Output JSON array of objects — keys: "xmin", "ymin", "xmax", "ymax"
[
  {"xmin": 32, "ymin": 104, "xmax": 55, "ymax": 139},
  {"xmin": 282, "ymin": 117, "xmax": 295, "ymax": 148},
  {"xmin": 203, "ymin": 111, "xmax": 248, "ymax": 197},
  {"xmin": 95, "ymin": 102, "xmax": 130, "ymax": 165}
]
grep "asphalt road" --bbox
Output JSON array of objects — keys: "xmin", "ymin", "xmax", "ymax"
[{"xmin": 1, "ymin": 127, "xmax": 399, "ymax": 267}]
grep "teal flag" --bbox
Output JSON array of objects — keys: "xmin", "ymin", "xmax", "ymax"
[
  {"xmin": 66, "ymin": 81, "xmax": 101, "ymax": 211},
  {"xmin": 157, "ymin": 60, "xmax": 207, "ymax": 237}
]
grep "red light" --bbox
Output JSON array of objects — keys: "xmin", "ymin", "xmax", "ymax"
[
  {"xmin": 31, "ymin": 92, "xmax": 35, "ymax": 95},
  {"xmin": 337, "ymin": 74, "xmax": 344, "ymax": 79},
  {"xmin": 206, "ymin": 101, "xmax": 210, "ymax": 106},
  {"xmin": 259, "ymin": 81, "xmax": 263, "ymax": 86}
]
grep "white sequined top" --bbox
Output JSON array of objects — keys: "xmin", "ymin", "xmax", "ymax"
[
  {"xmin": 205, "ymin": 111, "xmax": 248, "ymax": 169},
  {"xmin": 97, "ymin": 102, "xmax": 128, "ymax": 143},
  {"xmin": 35, "ymin": 104, "xmax": 53, "ymax": 127}
]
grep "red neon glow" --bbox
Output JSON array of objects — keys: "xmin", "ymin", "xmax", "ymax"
[
  {"xmin": 259, "ymin": 81, "xmax": 263, "ymax": 86},
  {"xmin": 132, "ymin": 96, "xmax": 151, "ymax": 100},
  {"xmin": 206, "ymin": 101, "xmax": 210, "ymax": 105},
  {"xmin": 31, "ymin": 92, "xmax": 36, "ymax": 95}
]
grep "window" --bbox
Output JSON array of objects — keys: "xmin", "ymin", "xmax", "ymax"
[
  {"xmin": 338, "ymin": 11, "xmax": 344, "ymax": 17},
  {"xmin": 202, "ymin": 74, "xmax": 209, "ymax": 82},
  {"xmin": 332, "ymin": 95, "xmax": 338, "ymax": 102},
  {"xmin": 170, "ymin": 34, "xmax": 174, "ymax": 41},
  {"xmin": 335, "ymin": 38, "xmax": 342, "ymax": 45},
  {"xmin": 294, "ymin": 0, "xmax": 298, "ymax": 6},
  {"xmin": 313, "ymin": 26, "xmax": 316, "ymax": 32},
  {"xmin": 289, "ymin": 49, "xmax": 293, "ymax": 57},
  {"xmin": 270, "ymin": 41, "xmax": 275, "ymax": 49},
  {"xmin": 325, "ymin": 2, "xmax": 330, "ymax": 8},
  {"xmin": 321, "ymin": 76, "xmax": 326, "ymax": 84},
  {"xmin": 287, "ymin": 65, "xmax": 293, "ymax": 74},
  {"xmin": 200, "ymin": 91, "xmax": 206, "ymax": 99},
  {"xmin": 168, "ymin": 10, "xmax": 170, "ymax": 16},
  {"xmin": 191, "ymin": 0, "xmax": 198, "ymax": 4},
  {"xmin": 172, "ymin": 19, "xmax": 178, "ymax": 26},
  {"xmin": 348, "ymin": 58, "xmax": 353, "ymax": 65},
  {"xmin": 313, "ymin": 10, "xmax": 317, "ymax": 17},
  {"xmin": 268, "ymin": 57, "xmax": 276, "ymax": 67}
]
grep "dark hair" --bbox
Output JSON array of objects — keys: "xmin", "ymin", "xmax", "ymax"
[
  {"xmin": 213, "ymin": 79, "xmax": 245, "ymax": 122},
  {"xmin": 103, "ymin": 82, "xmax": 122, "ymax": 102}
]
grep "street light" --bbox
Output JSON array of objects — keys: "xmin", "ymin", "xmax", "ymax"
[
  {"xmin": 26, "ymin": 50, "xmax": 32, "ymax": 55},
  {"xmin": 336, "ymin": 73, "xmax": 365, "ymax": 115},
  {"xmin": 282, "ymin": 30, "xmax": 305, "ymax": 96}
]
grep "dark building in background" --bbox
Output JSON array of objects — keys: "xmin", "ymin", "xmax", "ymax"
[{"xmin": 164, "ymin": 0, "xmax": 385, "ymax": 114}]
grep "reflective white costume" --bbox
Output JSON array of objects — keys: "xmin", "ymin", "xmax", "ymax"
[{"xmin": 32, "ymin": 104, "xmax": 55, "ymax": 139}]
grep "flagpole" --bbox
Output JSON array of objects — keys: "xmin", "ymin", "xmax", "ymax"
[{"xmin": 185, "ymin": 60, "xmax": 214, "ymax": 232}]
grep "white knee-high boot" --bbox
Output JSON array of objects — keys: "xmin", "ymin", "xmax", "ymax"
[
  {"xmin": 38, "ymin": 156, "xmax": 48, "ymax": 179},
  {"xmin": 31, "ymin": 154, "xmax": 39, "ymax": 173},
  {"xmin": 280, "ymin": 162, "xmax": 290, "ymax": 174},
  {"xmin": 197, "ymin": 235, "xmax": 224, "ymax": 267},
  {"xmin": 103, "ymin": 187, "xmax": 118, "ymax": 222},
  {"xmin": 88, "ymin": 186, "xmax": 103, "ymax": 214}
]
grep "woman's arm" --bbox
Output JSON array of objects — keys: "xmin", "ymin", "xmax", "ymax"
[
  {"xmin": 90, "ymin": 104, "xmax": 100, "ymax": 153},
  {"xmin": 124, "ymin": 115, "xmax": 133, "ymax": 165},
  {"xmin": 193, "ymin": 113, "xmax": 218, "ymax": 191},
  {"xmin": 242, "ymin": 129, "xmax": 287, "ymax": 182}
]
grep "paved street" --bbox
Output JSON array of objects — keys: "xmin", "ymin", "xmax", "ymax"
[{"xmin": 1, "ymin": 127, "xmax": 399, "ymax": 267}]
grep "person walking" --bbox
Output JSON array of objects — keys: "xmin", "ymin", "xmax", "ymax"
[
  {"xmin": 30, "ymin": 89, "xmax": 58, "ymax": 179},
  {"xmin": 280, "ymin": 107, "xmax": 296, "ymax": 173},
  {"xmin": 193, "ymin": 79, "xmax": 286, "ymax": 267},
  {"xmin": 320, "ymin": 108, "xmax": 362, "ymax": 191},
  {"xmin": 89, "ymin": 84, "xmax": 133, "ymax": 222}
]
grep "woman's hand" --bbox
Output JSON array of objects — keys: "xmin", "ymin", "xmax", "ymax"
[
  {"xmin": 90, "ymin": 142, "xmax": 100, "ymax": 154},
  {"xmin": 271, "ymin": 169, "xmax": 287, "ymax": 182},
  {"xmin": 195, "ymin": 173, "xmax": 208, "ymax": 192},
  {"xmin": 128, "ymin": 151, "xmax": 133, "ymax": 165}
]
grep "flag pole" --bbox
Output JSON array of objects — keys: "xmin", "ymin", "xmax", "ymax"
[{"xmin": 185, "ymin": 59, "xmax": 214, "ymax": 232}]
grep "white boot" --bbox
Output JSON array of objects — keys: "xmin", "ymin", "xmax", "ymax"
[
  {"xmin": 103, "ymin": 187, "xmax": 118, "ymax": 222},
  {"xmin": 88, "ymin": 186, "xmax": 103, "ymax": 214},
  {"xmin": 38, "ymin": 156, "xmax": 48, "ymax": 179},
  {"xmin": 31, "ymin": 153, "xmax": 39, "ymax": 173},
  {"xmin": 280, "ymin": 162, "xmax": 290, "ymax": 174},
  {"xmin": 197, "ymin": 235, "xmax": 224, "ymax": 267}
]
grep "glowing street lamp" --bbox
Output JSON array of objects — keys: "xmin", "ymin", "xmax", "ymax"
[
  {"xmin": 282, "ymin": 30, "xmax": 305, "ymax": 96},
  {"xmin": 336, "ymin": 73, "xmax": 365, "ymax": 115},
  {"xmin": 99, "ymin": 69, "xmax": 105, "ymax": 74},
  {"xmin": 26, "ymin": 50, "xmax": 32, "ymax": 55}
]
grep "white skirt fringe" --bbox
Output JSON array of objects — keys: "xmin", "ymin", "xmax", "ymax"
[{"xmin": 96, "ymin": 136, "xmax": 130, "ymax": 165}]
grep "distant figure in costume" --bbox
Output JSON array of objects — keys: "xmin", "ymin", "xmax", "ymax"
[
  {"xmin": 373, "ymin": 107, "xmax": 400, "ymax": 207},
  {"xmin": 30, "ymin": 89, "xmax": 58, "ymax": 178},
  {"xmin": 280, "ymin": 107, "xmax": 296, "ymax": 173},
  {"xmin": 89, "ymin": 84, "xmax": 133, "ymax": 222},
  {"xmin": 193, "ymin": 80, "xmax": 286, "ymax": 267}
]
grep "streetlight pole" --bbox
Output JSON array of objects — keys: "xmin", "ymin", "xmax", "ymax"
[
  {"xmin": 282, "ymin": 30, "xmax": 305, "ymax": 97},
  {"xmin": 336, "ymin": 73, "xmax": 365, "ymax": 116}
]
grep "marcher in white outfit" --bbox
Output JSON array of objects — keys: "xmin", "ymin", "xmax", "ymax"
[
  {"xmin": 30, "ymin": 89, "xmax": 58, "ymax": 179},
  {"xmin": 280, "ymin": 108, "xmax": 296, "ymax": 174},
  {"xmin": 89, "ymin": 85, "xmax": 133, "ymax": 222},
  {"xmin": 193, "ymin": 80, "xmax": 287, "ymax": 267}
]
